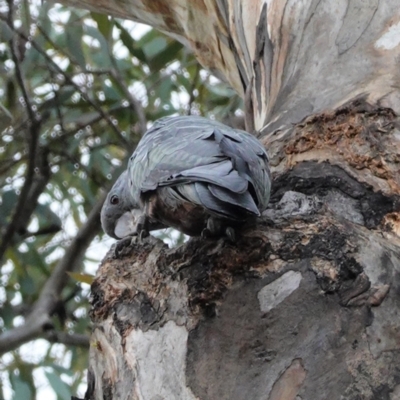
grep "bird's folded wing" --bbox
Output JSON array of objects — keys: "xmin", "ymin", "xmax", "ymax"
[{"xmin": 129, "ymin": 116, "xmax": 271, "ymax": 211}]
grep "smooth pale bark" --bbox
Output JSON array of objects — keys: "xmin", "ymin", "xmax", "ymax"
[
  {"xmin": 52, "ymin": 0, "xmax": 400, "ymax": 132},
  {"xmin": 51, "ymin": 1, "xmax": 400, "ymax": 399}
]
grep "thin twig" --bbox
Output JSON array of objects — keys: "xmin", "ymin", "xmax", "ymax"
[
  {"xmin": 0, "ymin": 14, "xmax": 129, "ymax": 147},
  {"xmin": 35, "ymin": 23, "xmax": 128, "ymax": 145},
  {"xmin": 56, "ymin": 148, "xmax": 113, "ymax": 188},
  {"xmin": 0, "ymin": 157, "xmax": 22, "ymax": 176},
  {"xmin": 0, "ymin": 1, "xmax": 42, "ymax": 265},
  {"xmin": 0, "ymin": 192, "xmax": 105, "ymax": 355},
  {"xmin": 45, "ymin": 331, "xmax": 90, "ymax": 348},
  {"xmin": 110, "ymin": 67, "xmax": 147, "ymax": 134},
  {"xmin": 6, "ymin": 1, "xmax": 36, "ymax": 125},
  {"xmin": 0, "ymin": 147, "xmax": 50, "ymax": 260},
  {"xmin": 187, "ymin": 63, "xmax": 200, "ymax": 115},
  {"xmin": 49, "ymin": 104, "xmax": 128, "ymax": 144},
  {"xmin": 0, "ymin": 162, "xmax": 128, "ymax": 355}
]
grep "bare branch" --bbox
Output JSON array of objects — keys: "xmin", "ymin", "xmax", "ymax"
[
  {"xmin": 0, "ymin": 3, "xmax": 46, "ymax": 265},
  {"xmin": 20, "ymin": 224, "xmax": 62, "ymax": 240},
  {"xmin": 0, "ymin": 14, "xmax": 129, "ymax": 147},
  {"xmin": 6, "ymin": 0, "xmax": 36, "ymax": 125},
  {"xmin": 0, "ymin": 146, "xmax": 50, "ymax": 263},
  {"xmin": 0, "ymin": 157, "xmax": 128, "ymax": 355},
  {"xmin": 187, "ymin": 63, "xmax": 200, "ymax": 115},
  {"xmin": 109, "ymin": 67, "xmax": 147, "ymax": 134},
  {"xmin": 0, "ymin": 192, "xmax": 105, "ymax": 355},
  {"xmin": 45, "ymin": 331, "xmax": 90, "ymax": 348},
  {"xmin": 48, "ymin": 104, "xmax": 128, "ymax": 145}
]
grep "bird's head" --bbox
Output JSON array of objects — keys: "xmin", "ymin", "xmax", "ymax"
[{"xmin": 101, "ymin": 171, "xmax": 141, "ymax": 239}]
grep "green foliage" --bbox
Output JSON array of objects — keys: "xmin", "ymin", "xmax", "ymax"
[{"xmin": 0, "ymin": 1, "xmax": 242, "ymax": 398}]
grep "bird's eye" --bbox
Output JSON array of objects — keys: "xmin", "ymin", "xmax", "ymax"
[{"xmin": 110, "ymin": 195, "xmax": 119, "ymax": 205}]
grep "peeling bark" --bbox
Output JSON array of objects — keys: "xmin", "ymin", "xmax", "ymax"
[{"xmin": 50, "ymin": 0, "xmax": 400, "ymax": 132}]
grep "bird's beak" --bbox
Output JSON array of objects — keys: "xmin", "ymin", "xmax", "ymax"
[{"xmin": 114, "ymin": 211, "xmax": 139, "ymax": 238}]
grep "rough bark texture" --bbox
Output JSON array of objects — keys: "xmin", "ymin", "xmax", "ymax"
[
  {"xmin": 84, "ymin": 103, "xmax": 400, "ymax": 400},
  {"xmin": 47, "ymin": 0, "xmax": 400, "ymax": 399}
]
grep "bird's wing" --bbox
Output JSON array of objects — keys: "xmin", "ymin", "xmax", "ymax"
[
  {"xmin": 128, "ymin": 116, "xmax": 271, "ymax": 215},
  {"xmin": 234, "ymin": 129, "xmax": 271, "ymax": 211}
]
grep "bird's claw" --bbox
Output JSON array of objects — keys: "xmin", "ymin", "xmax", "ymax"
[
  {"xmin": 207, "ymin": 217, "xmax": 217, "ymax": 234},
  {"xmin": 138, "ymin": 228, "xmax": 149, "ymax": 241},
  {"xmin": 201, "ymin": 228, "xmax": 212, "ymax": 239},
  {"xmin": 201, "ymin": 217, "xmax": 237, "ymax": 243},
  {"xmin": 136, "ymin": 215, "xmax": 149, "ymax": 242},
  {"xmin": 113, "ymin": 228, "xmax": 150, "ymax": 259},
  {"xmin": 114, "ymin": 236, "xmax": 136, "ymax": 258},
  {"xmin": 225, "ymin": 226, "xmax": 236, "ymax": 243}
]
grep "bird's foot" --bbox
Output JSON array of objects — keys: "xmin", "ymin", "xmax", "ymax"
[
  {"xmin": 201, "ymin": 217, "xmax": 237, "ymax": 244},
  {"xmin": 138, "ymin": 229, "xmax": 149, "ymax": 241},
  {"xmin": 136, "ymin": 214, "xmax": 150, "ymax": 241},
  {"xmin": 201, "ymin": 228, "xmax": 212, "ymax": 239},
  {"xmin": 114, "ymin": 235, "xmax": 136, "ymax": 258},
  {"xmin": 225, "ymin": 226, "xmax": 236, "ymax": 243},
  {"xmin": 201, "ymin": 217, "xmax": 220, "ymax": 239},
  {"xmin": 113, "ymin": 215, "xmax": 150, "ymax": 258}
]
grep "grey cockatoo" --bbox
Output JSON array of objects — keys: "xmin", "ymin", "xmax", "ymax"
[{"xmin": 101, "ymin": 116, "xmax": 271, "ymax": 241}]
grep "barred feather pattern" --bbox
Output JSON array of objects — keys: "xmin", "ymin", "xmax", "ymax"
[{"xmin": 128, "ymin": 115, "xmax": 271, "ymax": 221}]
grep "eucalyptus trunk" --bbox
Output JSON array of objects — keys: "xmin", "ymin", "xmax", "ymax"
[{"xmin": 57, "ymin": 1, "xmax": 400, "ymax": 399}]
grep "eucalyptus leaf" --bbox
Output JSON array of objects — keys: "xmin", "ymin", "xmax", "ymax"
[
  {"xmin": 67, "ymin": 272, "xmax": 94, "ymax": 285},
  {"xmin": 10, "ymin": 373, "xmax": 32, "ymax": 400},
  {"xmin": 34, "ymin": 203, "xmax": 62, "ymax": 231},
  {"xmin": 84, "ymin": 25, "xmax": 112, "ymax": 68},
  {"xmin": 45, "ymin": 371, "xmax": 71, "ymax": 400},
  {"xmin": 66, "ymin": 24, "xmax": 86, "ymax": 68},
  {"xmin": 0, "ymin": 190, "xmax": 18, "ymax": 224},
  {"xmin": 0, "ymin": 20, "xmax": 14, "ymax": 41},
  {"xmin": 115, "ymin": 20, "xmax": 147, "ymax": 63},
  {"xmin": 143, "ymin": 36, "xmax": 168, "ymax": 59},
  {"xmin": 91, "ymin": 12, "xmax": 113, "ymax": 42},
  {"xmin": 150, "ymin": 41, "xmax": 183, "ymax": 70}
]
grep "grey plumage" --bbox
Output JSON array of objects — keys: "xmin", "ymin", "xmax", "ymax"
[{"xmin": 101, "ymin": 115, "xmax": 271, "ymax": 239}]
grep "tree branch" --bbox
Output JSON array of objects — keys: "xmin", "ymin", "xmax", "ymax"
[
  {"xmin": 0, "ymin": 157, "xmax": 129, "ymax": 355},
  {"xmin": 109, "ymin": 66, "xmax": 147, "ymax": 134},
  {"xmin": 187, "ymin": 63, "xmax": 200, "ymax": 115},
  {"xmin": 0, "ymin": 2, "xmax": 43, "ymax": 266},
  {"xmin": 0, "ymin": 192, "xmax": 105, "ymax": 355},
  {"xmin": 0, "ymin": 147, "xmax": 50, "ymax": 262},
  {"xmin": 45, "ymin": 331, "xmax": 90, "ymax": 348},
  {"xmin": 0, "ymin": 14, "xmax": 129, "ymax": 147},
  {"xmin": 6, "ymin": 0, "xmax": 36, "ymax": 124}
]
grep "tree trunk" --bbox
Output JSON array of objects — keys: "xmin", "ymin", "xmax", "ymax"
[{"xmin": 52, "ymin": 0, "xmax": 400, "ymax": 399}]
